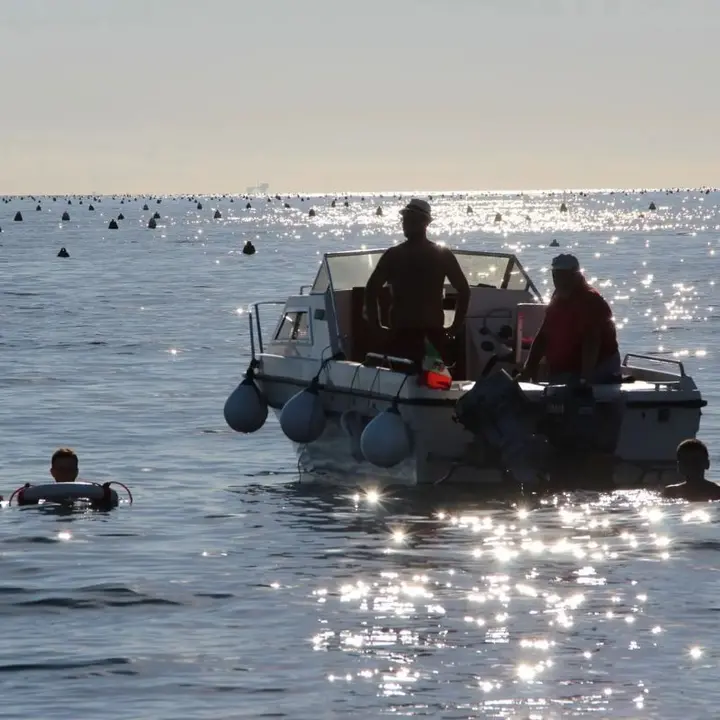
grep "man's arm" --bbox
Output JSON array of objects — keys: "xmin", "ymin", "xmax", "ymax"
[
  {"xmin": 519, "ymin": 320, "xmax": 547, "ymax": 381},
  {"xmin": 580, "ymin": 325, "xmax": 602, "ymax": 381},
  {"xmin": 364, "ymin": 251, "xmax": 392, "ymax": 329},
  {"xmin": 444, "ymin": 250, "xmax": 471, "ymax": 333},
  {"xmin": 580, "ymin": 294, "xmax": 611, "ymax": 380}
]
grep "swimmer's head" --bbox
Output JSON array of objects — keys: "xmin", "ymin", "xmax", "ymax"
[
  {"xmin": 51, "ymin": 447, "xmax": 79, "ymax": 483},
  {"xmin": 676, "ymin": 438, "xmax": 709, "ymax": 482}
]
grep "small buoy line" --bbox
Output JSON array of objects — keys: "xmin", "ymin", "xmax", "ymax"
[
  {"xmin": 4, "ymin": 480, "xmax": 133, "ymax": 509},
  {"xmin": 224, "ymin": 347, "xmax": 416, "ymax": 475},
  {"xmin": 1, "ymin": 191, "xmax": 715, "ymax": 264}
]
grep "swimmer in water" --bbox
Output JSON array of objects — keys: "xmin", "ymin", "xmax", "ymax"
[
  {"xmin": 50, "ymin": 447, "xmax": 79, "ymax": 483},
  {"xmin": 663, "ymin": 439, "xmax": 720, "ymax": 501}
]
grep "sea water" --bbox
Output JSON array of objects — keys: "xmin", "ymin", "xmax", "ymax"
[{"xmin": 1, "ymin": 190, "xmax": 719, "ymax": 718}]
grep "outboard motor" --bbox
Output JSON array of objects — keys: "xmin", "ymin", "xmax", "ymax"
[
  {"xmin": 541, "ymin": 382, "xmax": 598, "ymax": 451},
  {"xmin": 454, "ymin": 369, "xmax": 549, "ymax": 488}
]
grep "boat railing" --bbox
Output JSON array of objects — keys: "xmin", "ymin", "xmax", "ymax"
[
  {"xmin": 622, "ymin": 353, "xmax": 686, "ymax": 377},
  {"xmin": 248, "ymin": 301, "xmax": 286, "ymax": 356}
]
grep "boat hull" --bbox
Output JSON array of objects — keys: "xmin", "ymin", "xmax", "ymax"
[{"xmin": 256, "ymin": 361, "xmax": 697, "ymax": 489}]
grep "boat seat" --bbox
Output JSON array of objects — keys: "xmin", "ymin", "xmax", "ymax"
[{"xmin": 348, "ymin": 286, "xmax": 392, "ymax": 363}]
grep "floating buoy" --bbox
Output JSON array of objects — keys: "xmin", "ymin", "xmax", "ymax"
[
  {"xmin": 143, "ymin": 204, "xmax": 149, "ymax": 211},
  {"xmin": 148, "ymin": 217, "xmax": 157, "ymax": 229},
  {"xmin": 57, "ymin": 247, "xmax": 70, "ymax": 258},
  {"xmin": 376, "ymin": 206, "xmax": 383, "ymax": 216},
  {"xmin": 67, "ymin": 200, "xmax": 72, "ymax": 205},
  {"xmin": 494, "ymin": 212, "xmax": 503, "ymax": 223},
  {"xmin": 649, "ymin": 202, "xmax": 657, "ymax": 211},
  {"xmin": 197, "ymin": 202, "xmax": 203, "ymax": 210},
  {"xmin": 560, "ymin": 202, "xmax": 568, "ymax": 212},
  {"xmin": 108, "ymin": 219, "xmax": 119, "ymax": 229},
  {"xmin": 36, "ymin": 204, "xmax": 42, "ymax": 211},
  {"xmin": 344, "ymin": 201, "xmax": 349, "ymax": 207},
  {"xmin": 153, "ymin": 211, "xmax": 161, "ymax": 219},
  {"xmin": 242, "ymin": 241, "xmax": 256, "ymax": 255},
  {"xmin": 550, "ymin": 239, "xmax": 560, "ymax": 247},
  {"xmin": 245, "ymin": 202, "xmax": 252, "ymax": 210},
  {"xmin": 88, "ymin": 204, "xmax": 95, "ymax": 211},
  {"xmin": 308, "ymin": 208, "xmax": 316, "ymax": 217},
  {"xmin": 360, "ymin": 404, "xmax": 412, "ymax": 468},
  {"xmin": 14, "ymin": 211, "xmax": 22, "ymax": 222},
  {"xmin": 156, "ymin": 199, "xmax": 161, "ymax": 204},
  {"xmin": 9, "ymin": 481, "xmax": 128, "ymax": 508},
  {"xmin": 224, "ymin": 373, "xmax": 268, "ymax": 433},
  {"xmin": 340, "ymin": 410, "xmax": 366, "ymax": 462},
  {"xmin": 467, "ymin": 205, "xmax": 473, "ymax": 214},
  {"xmin": 284, "ymin": 203, "xmax": 291, "ymax": 209},
  {"xmin": 214, "ymin": 209, "xmax": 222, "ymax": 219},
  {"xmin": 61, "ymin": 211, "xmax": 70, "ymax": 221},
  {"xmin": 279, "ymin": 379, "xmax": 326, "ymax": 444},
  {"xmin": 117, "ymin": 212, "xmax": 124, "ymax": 220},
  {"xmin": 331, "ymin": 199, "xmax": 336, "ymax": 208}
]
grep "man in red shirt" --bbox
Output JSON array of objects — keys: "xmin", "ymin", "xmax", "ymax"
[{"xmin": 519, "ymin": 254, "xmax": 620, "ymax": 384}]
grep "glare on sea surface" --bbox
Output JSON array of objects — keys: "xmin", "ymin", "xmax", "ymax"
[{"xmin": 159, "ymin": 188, "xmax": 720, "ymax": 715}]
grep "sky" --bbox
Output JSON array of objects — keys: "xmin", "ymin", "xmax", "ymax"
[{"xmin": 1, "ymin": 0, "xmax": 719, "ymax": 193}]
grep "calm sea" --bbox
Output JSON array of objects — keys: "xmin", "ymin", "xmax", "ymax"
[{"xmin": 1, "ymin": 190, "xmax": 719, "ymax": 719}]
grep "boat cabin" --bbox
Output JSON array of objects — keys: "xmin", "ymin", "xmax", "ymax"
[{"xmin": 258, "ymin": 248, "xmax": 546, "ymax": 381}]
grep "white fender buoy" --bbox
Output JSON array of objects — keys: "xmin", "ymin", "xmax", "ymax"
[
  {"xmin": 340, "ymin": 410, "xmax": 365, "ymax": 462},
  {"xmin": 224, "ymin": 375, "xmax": 268, "ymax": 433},
  {"xmin": 279, "ymin": 380, "xmax": 326, "ymax": 444},
  {"xmin": 360, "ymin": 404, "xmax": 412, "ymax": 468}
]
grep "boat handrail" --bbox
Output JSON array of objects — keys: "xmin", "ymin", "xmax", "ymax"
[
  {"xmin": 364, "ymin": 352, "xmax": 417, "ymax": 373},
  {"xmin": 622, "ymin": 353, "xmax": 686, "ymax": 377},
  {"xmin": 250, "ymin": 301, "xmax": 286, "ymax": 354}
]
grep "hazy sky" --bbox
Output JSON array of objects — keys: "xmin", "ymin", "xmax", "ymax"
[{"xmin": 2, "ymin": 0, "xmax": 719, "ymax": 193}]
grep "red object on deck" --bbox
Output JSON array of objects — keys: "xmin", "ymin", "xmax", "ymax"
[{"xmin": 422, "ymin": 368, "xmax": 452, "ymax": 390}]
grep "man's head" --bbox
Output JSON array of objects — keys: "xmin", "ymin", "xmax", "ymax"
[
  {"xmin": 51, "ymin": 447, "xmax": 79, "ymax": 483},
  {"xmin": 676, "ymin": 438, "xmax": 709, "ymax": 482},
  {"xmin": 551, "ymin": 254, "xmax": 584, "ymax": 297},
  {"xmin": 400, "ymin": 198, "xmax": 432, "ymax": 240}
]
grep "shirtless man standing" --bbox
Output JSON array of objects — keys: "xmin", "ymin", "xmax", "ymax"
[{"xmin": 363, "ymin": 198, "xmax": 470, "ymax": 365}]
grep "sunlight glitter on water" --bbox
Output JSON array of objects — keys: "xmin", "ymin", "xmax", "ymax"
[
  {"xmin": 304, "ymin": 485, "xmax": 720, "ymax": 716},
  {"xmin": 5, "ymin": 190, "xmax": 720, "ymax": 719}
]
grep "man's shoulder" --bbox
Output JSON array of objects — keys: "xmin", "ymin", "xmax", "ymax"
[
  {"xmin": 662, "ymin": 482, "xmax": 686, "ymax": 498},
  {"xmin": 582, "ymin": 285, "xmax": 613, "ymax": 313},
  {"xmin": 662, "ymin": 479, "xmax": 720, "ymax": 500},
  {"xmin": 699, "ymin": 479, "xmax": 720, "ymax": 498},
  {"xmin": 379, "ymin": 244, "xmax": 403, "ymax": 264},
  {"xmin": 583, "ymin": 285, "xmax": 609, "ymax": 302}
]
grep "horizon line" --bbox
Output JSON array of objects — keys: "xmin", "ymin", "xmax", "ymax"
[{"xmin": 1, "ymin": 185, "xmax": 717, "ymax": 198}]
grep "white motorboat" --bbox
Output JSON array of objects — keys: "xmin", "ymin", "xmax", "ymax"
[{"xmin": 224, "ymin": 248, "xmax": 706, "ymax": 489}]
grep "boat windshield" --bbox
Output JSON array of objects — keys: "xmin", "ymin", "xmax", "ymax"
[{"xmin": 311, "ymin": 248, "xmax": 539, "ymax": 297}]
